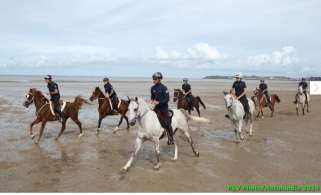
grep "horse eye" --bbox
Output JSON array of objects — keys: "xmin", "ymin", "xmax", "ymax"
[{"xmin": 134, "ymin": 108, "xmax": 138, "ymax": 112}]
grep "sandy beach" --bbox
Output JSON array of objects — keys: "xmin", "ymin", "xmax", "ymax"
[{"xmin": 0, "ymin": 76, "xmax": 320, "ymax": 192}]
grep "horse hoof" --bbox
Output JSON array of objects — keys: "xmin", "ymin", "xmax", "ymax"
[
  {"xmin": 153, "ymin": 167, "xmax": 160, "ymax": 171},
  {"xmin": 172, "ymin": 157, "xmax": 177, "ymax": 161},
  {"xmin": 195, "ymin": 151, "xmax": 200, "ymax": 157},
  {"xmin": 249, "ymin": 134, "xmax": 252, "ymax": 137},
  {"xmin": 120, "ymin": 168, "xmax": 127, "ymax": 173},
  {"xmin": 55, "ymin": 137, "xmax": 59, "ymax": 140},
  {"xmin": 34, "ymin": 141, "xmax": 39, "ymax": 144},
  {"xmin": 31, "ymin": 135, "xmax": 35, "ymax": 139},
  {"xmin": 78, "ymin": 133, "xmax": 83, "ymax": 138},
  {"xmin": 261, "ymin": 116, "xmax": 264, "ymax": 119},
  {"xmin": 112, "ymin": 131, "xmax": 116, "ymax": 134},
  {"xmin": 246, "ymin": 130, "xmax": 249, "ymax": 134}
]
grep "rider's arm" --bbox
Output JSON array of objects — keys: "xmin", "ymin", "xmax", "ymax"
[
  {"xmin": 109, "ymin": 89, "xmax": 114, "ymax": 97},
  {"xmin": 157, "ymin": 87, "xmax": 170, "ymax": 105},
  {"xmin": 49, "ymin": 89, "xmax": 58, "ymax": 94},
  {"xmin": 231, "ymin": 88, "xmax": 236, "ymax": 98}
]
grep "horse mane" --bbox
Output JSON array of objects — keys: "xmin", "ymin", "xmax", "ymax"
[
  {"xmin": 137, "ymin": 98, "xmax": 149, "ymax": 109},
  {"xmin": 32, "ymin": 88, "xmax": 44, "ymax": 97}
]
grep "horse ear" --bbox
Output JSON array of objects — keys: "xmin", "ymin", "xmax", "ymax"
[
  {"xmin": 127, "ymin": 96, "xmax": 131, "ymax": 102},
  {"xmin": 135, "ymin": 97, "xmax": 138, "ymax": 102},
  {"xmin": 229, "ymin": 89, "xmax": 232, "ymax": 93},
  {"xmin": 223, "ymin": 91, "xmax": 226, "ymax": 95}
]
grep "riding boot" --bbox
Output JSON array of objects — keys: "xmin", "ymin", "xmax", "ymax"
[
  {"xmin": 56, "ymin": 109, "xmax": 66, "ymax": 122},
  {"xmin": 167, "ymin": 125, "xmax": 175, "ymax": 145},
  {"xmin": 190, "ymin": 102, "xmax": 194, "ymax": 111},
  {"xmin": 293, "ymin": 94, "xmax": 298, "ymax": 104},
  {"xmin": 225, "ymin": 114, "xmax": 230, "ymax": 119},
  {"xmin": 268, "ymin": 101, "xmax": 272, "ymax": 107},
  {"xmin": 114, "ymin": 109, "xmax": 119, "ymax": 115},
  {"xmin": 244, "ymin": 104, "xmax": 251, "ymax": 120}
]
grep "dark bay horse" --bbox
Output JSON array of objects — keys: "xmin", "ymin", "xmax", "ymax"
[
  {"xmin": 173, "ymin": 88, "xmax": 206, "ymax": 117},
  {"xmin": 23, "ymin": 88, "xmax": 90, "ymax": 143},
  {"xmin": 252, "ymin": 88, "xmax": 281, "ymax": 118},
  {"xmin": 89, "ymin": 86, "xmax": 129, "ymax": 134}
]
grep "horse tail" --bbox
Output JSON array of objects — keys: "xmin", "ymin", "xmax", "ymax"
[
  {"xmin": 274, "ymin": 95, "xmax": 281, "ymax": 103},
  {"xmin": 73, "ymin": 95, "xmax": 91, "ymax": 110},
  {"xmin": 179, "ymin": 109, "xmax": 210, "ymax": 123},
  {"xmin": 197, "ymin": 96, "xmax": 206, "ymax": 110}
]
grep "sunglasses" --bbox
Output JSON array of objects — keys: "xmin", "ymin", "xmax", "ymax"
[{"xmin": 153, "ymin": 78, "xmax": 158, "ymax": 81}]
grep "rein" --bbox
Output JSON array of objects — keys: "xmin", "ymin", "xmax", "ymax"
[{"xmin": 134, "ymin": 102, "xmax": 149, "ymax": 122}]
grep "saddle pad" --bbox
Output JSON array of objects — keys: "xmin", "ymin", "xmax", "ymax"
[{"xmin": 49, "ymin": 101, "xmax": 66, "ymax": 116}]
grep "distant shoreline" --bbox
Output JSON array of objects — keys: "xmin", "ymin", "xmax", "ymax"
[{"xmin": 203, "ymin": 75, "xmax": 321, "ymax": 81}]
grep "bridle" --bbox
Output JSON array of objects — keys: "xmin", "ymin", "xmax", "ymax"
[
  {"xmin": 132, "ymin": 101, "xmax": 148, "ymax": 122},
  {"xmin": 173, "ymin": 90, "xmax": 184, "ymax": 102},
  {"xmin": 225, "ymin": 93, "xmax": 234, "ymax": 110},
  {"xmin": 91, "ymin": 90, "xmax": 106, "ymax": 100},
  {"xmin": 25, "ymin": 92, "xmax": 46, "ymax": 105}
]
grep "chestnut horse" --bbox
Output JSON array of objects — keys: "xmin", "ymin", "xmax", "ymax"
[
  {"xmin": 23, "ymin": 88, "xmax": 90, "ymax": 143},
  {"xmin": 89, "ymin": 86, "xmax": 129, "ymax": 134},
  {"xmin": 173, "ymin": 88, "xmax": 206, "ymax": 117},
  {"xmin": 252, "ymin": 88, "xmax": 281, "ymax": 118}
]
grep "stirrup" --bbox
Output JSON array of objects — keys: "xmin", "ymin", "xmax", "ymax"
[{"xmin": 167, "ymin": 137, "xmax": 174, "ymax": 145}]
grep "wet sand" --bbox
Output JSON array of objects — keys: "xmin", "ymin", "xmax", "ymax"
[{"xmin": 0, "ymin": 79, "xmax": 320, "ymax": 192}]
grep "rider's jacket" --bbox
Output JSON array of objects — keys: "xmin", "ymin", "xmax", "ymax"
[
  {"xmin": 182, "ymin": 83, "xmax": 192, "ymax": 96},
  {"xmin": 151, "ymin": 83, "xmax": 169, "ymax": 110},
  {"xmin": 47, "ymin": 81, "xmax": 60, "ymax": 99},
  {"xmin": 232, "ymin": 81, "xmax": 247, "ymax": 96}
]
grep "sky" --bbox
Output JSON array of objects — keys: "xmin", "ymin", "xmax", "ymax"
[{"xmin": 0, "ymin": 0, "xmax": 320, "ymax": 78}]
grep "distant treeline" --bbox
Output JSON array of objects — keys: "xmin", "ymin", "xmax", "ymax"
[{"xmin": 204, "ymin": 75, "xmax": 321, "ymax": 81}]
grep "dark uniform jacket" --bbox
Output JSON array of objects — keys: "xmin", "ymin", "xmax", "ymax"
[
  {"xmin": 182, "ymin": 84, "xmax": 192, "ymax": 96},
  {"xmin": 47, "ymin": 81, "xmax": 60, "ymax": 100},
  {"xmin": 232, "ymin": 81, "xmax": 246, "ymax": 96},
  {"xmin": 299, "ymin": 82, "xmax": 308, "ymax": 89},
  {"xmin": 104, "ymin": 83, "xmax": 117, "ymax": 97},
  {"xmin": 151, "ymin": 83, "xmax": 169, "ymax": 110}
]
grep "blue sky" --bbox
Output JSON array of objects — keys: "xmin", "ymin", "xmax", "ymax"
[{"xmin": 0, "ymin": 0, "xmax": 320, "ymax": 78}]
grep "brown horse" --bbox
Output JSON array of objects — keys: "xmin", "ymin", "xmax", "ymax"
[
  {"xmin": 173, "ymin": 88, "xmax": 206, "ymax": 117},
  {"xmin": 252, "ymin": 88, "xmax": 281, "ymax": 118},
  {"xmin": 89, "ymin": 86, "xmax": 129, "ymax": 134},
  {"xmin": 23, "ymin": 88, "xmax": 90, "ymax": 143}
]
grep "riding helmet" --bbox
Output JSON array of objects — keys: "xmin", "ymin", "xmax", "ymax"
[
  {"xmin": 260, "ymin": 78, "xmax": 265, "ymax": 82},
  {"xmin": 235, "ymin": 73, "xmax": 243, "ymax": 78},
  {"xmin": 44, "ymin": 75, "xmax": 52, "ymax": 80},
  {"xmin": 302, "ymin": 78, "xmax": 306, "ymax": 80},
  {"xmin": 152, "ymin": 72, "xmax": 163, "ymax": 79},
  {"xmin": 103, "ymin": 78, "xmax": 109, "ymax": 81},
  {"xmin": 183, "ymin": 78, "xmax": 188, "ymax": 82}
]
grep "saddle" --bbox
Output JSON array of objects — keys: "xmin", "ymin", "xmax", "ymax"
[
  {"xmin": 153, "ymin": 109, "xmax": 174, "ymax": 139},
  {"xmin": 238, "ymin": 100, "xmax": 250, "ymax": 119},
  {"xmin": 49, "ymin": 100, "xmax": 66, "ymax": 117},
  {"xmin": 109, "ymin": 97, "xmax": 121, "ymax": 110}
]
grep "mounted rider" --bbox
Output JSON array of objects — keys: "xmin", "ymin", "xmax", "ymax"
[
  {"xmin": 150, "ymin": 72, "xmax": 175, "ymax": 145},
  {"xmin": 103, "ymin": 78, "xmax": 119, "ymax": 115},
  {"xmin": 182, "ymin": 78, "xmax": 194, "ymax": 111},
  {"xmin": 44, "ymin": 75, "xmax": 66, "ymax": 122},
  {"xmin": 259, "ymin": 78, "xmax": 272, "ymax": 107},
  {"xmin": 225, "ymin": 73, "xmax": 251, "ymax": 120},
  {"xmin": 294, "ymin": 78, "xmax": 308, "ymax": 104}
]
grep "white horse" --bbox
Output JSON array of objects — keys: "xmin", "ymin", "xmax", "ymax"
[
  {"xmin": 120, "ymin": 97, "xmax": 210, "ymax": 172},
  {"xmin": 223, "ymin": 91, "xmax": 255, "ymax": 142},
  {"xmin": 296, "ymin": 85, "xmax": 310, "ymax": 115}
]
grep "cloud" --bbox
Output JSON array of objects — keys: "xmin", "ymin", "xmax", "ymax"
[
  {"xmin": 247, "ymin": 46, "xmax": 299, "ymax": 67},
  {"xmin": 153, "ymin": 42, "xmax": 228, "ymax": 64}
]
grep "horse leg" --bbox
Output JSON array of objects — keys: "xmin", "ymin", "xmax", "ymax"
[
  {"xmin": 302, "ymin": 103, "xmax": 305, "ymax": 115},
  {"xmin": 238, "ymin": 120, "xmax": 244, "ymax": 141},
  {"xmin": 97, "ymin": 113, "xmax": 107, "ymax": 134},
  {"xmin": 181, "ymin": 129, "xmax": 199, "ymax": 157},
  {"xmin": 69, "ymin": 115, "xmax": 84, "ymax": 138},
  {"xmin": 121, "ymin": 137, "xmax": 143, "ymax": 172},
  {"xmin": 55, "ymin": 117, "xmax": 68, "ymax": 140},
  {"xmin": 270, "ymin": 104, "xmax": 274, "ymax": 118},
  {"xmin": 113, "ymin": 115, "xmax": 125, "ymax": 134},
  {"xmin": 36, "ymin": 119, "xmax": 48, "ymax": 144},
  {"xmin": 124, "ymin": 115, "xmax": 130, "ymax": 130},
  {"xmin": 307, "ymin": 102, "xmax": 309, "ymax": 113},
  {"xmin": 30, "ymin": 118, "xmax": 41, "ymax": 139},
  {"xmin": 153, "ymin": 139, "xmax": 161, "ymax": 171},
  {"xmin": 231, "ymin": 120, "xmax": 238, "ymax": 142},
  {"xmin": 296, "ymin": 103, "xmax": 299, "ymax": 115}
]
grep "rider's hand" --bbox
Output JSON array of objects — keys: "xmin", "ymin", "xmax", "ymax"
[
  {"xmin": 46, "ymin": 92, "xmax": 50, "ymax": 95},
  {"xmin": 105, "ymin": 95, "xmax": 109, "ymax": 98},
  {"xmin": 151, "ymin": 100, "xmax": 158, "ymax": 105}
]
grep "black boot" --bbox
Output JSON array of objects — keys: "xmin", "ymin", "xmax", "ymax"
[
  {"xmin": 268, "ymin": 102, "xmax": 272, "ymax": 107},
  {"xmin": 167, "ymin": 126, "xmax": 175, "ymax": 145},
  {"xmin": 59, "ymin": 113, "xmax": 66, "ymax": 122},
  {"xmin": 225, "ymin": 114, "xmax": 230, "ymax": 119},
  {"xmin": 114, "ymin": 109, "xmax": 119, "ymax": 115}
]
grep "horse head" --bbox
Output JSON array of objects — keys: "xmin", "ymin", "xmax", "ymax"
[
  {"xmin": 23, "ymin": 88, "xmax": 35, "ymax": 108},
  {"xmin": 252, "ymin": 88, "xmax": 261, "ymax": 98},
  {"xmin": 128, "ymin": 97, "xmax": 139, "ymax": 126},
  {"xmin": 223, "ymin": 90, "xmax": 234, "ymax": 110},
  {"xmin": 173, "ymin": 88, "xmax": 183, "ymax": 102},
  {"xmin": 90, "ymin": 86, "xmax": 103, "ymax": 101},
  {"xmin": 298, "ymin": 85, "xmax": 303, "ymax": 95}
]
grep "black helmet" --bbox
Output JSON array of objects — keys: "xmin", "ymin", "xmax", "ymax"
[
  {"xmin": 183, "ymin": 78, "xmax": 188, "ymax": 82},
  {"xmin": 302, "ymin": 78, "xmax": 306, "ymax": 80},
  {"xmin": 44, "ymin": 75, "xmax": 52, "ymax": 80},
  {"xmin": 152, "ymin": 72, "xmax": 163, "ymax": 79},
  {"xmin": 103, "ymin": 78, "xmax": 109, "ymax": 81}
]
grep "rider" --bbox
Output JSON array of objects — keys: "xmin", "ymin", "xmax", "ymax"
[
  {"xmin": 103, "ymin": 78, "xmax": 119, "ymax": 115},
  {"xmin": 293, "ymin": 78, "xmax": 308, "ymax": 104},
  {"xmin": 225, "ymin": 73, "xmax": 251, "ymax": 120},
  {"xmin": 44, "ymin": 75, "xmax": 66, "ymax": 122},
  {"xmin": 182, "ymin": 78, "xmax": 194, "ymax": 111},
  {"xmin": 259, "ymin": 78, "xmax": 272, "ymax": 107},
  {"xmin": 150, "ymin": 72, "xmax": 175, "ymax": 145}
]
